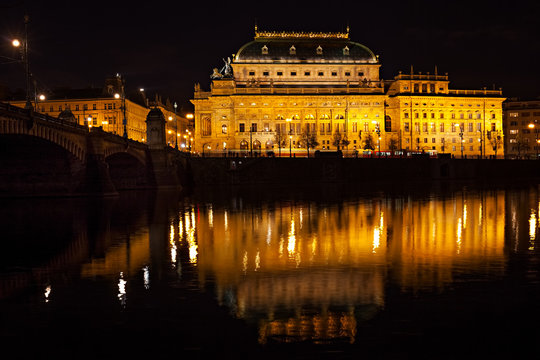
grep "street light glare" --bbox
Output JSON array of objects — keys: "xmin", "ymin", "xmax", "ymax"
[
  {"xmin": 114, "ymin": 93, "xmax": 120, "ymax": 99},
  {"xmin": 12, "ymin": 39, "xmax": 21, "ymax": 47},
  {"xmin": 38, "ymin": 94, "xmax": 45, "ymax": 101}
]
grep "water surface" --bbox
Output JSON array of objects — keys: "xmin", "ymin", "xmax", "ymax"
[{"xmin": 2, "ymin": 183, "xmax": 540, "ymax": 359}]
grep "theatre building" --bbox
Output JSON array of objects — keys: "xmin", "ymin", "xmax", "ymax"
[{"xmin": 192, "ymin": 28, "xmax": 505, "ymax": 157}]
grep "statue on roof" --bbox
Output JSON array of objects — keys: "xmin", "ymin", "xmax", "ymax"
[
  {"xmin": 210, "ymin": 68, "xmax": 223, "ymax": 80},
  {"xmin": 220, "ymin": 57, "xmax": 233, "ymax": 78}
]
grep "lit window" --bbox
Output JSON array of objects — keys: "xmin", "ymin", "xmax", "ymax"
[
  {"xmin": 316, "ymin": 45, "xmax": 323, "ymax": 55},
  {"xmin": 261, "ymin": 45, "xmax": 268, "ymax": 55},
  {"xmin": 343, "ymin": 46, "xmax": 349, "ymax": 55}
]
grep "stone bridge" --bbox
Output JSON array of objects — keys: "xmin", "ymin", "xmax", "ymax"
[{"xmin": 0, "ymin": 102, "xmax": 189, "ymax": 196}]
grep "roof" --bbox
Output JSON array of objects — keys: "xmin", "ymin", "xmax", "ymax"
[{"xmin": 234, "ymin": 30, "xmax": 377, "ymax": 63}]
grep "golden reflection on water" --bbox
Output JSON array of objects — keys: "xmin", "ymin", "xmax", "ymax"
[{"xmin": 72, "ymin": 189, "xmax": 514, "ymax": 344}]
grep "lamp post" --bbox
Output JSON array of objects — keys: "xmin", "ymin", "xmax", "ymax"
[
  {"xmin": 286, "ymin": 118, "xmax": 292, "ymax": 157},
  {"xmin": 478, "ymin": 130, "xmax": 483, "ymax": 159},
  {"xmin": 174, "ymin": 102, "xmax": 178, "ymax": 149},
  {"xmin": 455, "ymin": 123, "xmax": 464, "ymax": 158},
  {"xmin": 11, "ymin": 15, "xmax": 31, "ymax": 110},
  {"xmin": 373, "ymin": 121, "xmax": 381, "ymax": 156},
  {"xmin": 114, "ymin": 74, "xmax": 127, "ymax": 139}
]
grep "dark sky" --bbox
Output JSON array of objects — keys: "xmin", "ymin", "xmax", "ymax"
[{"xmin": 1, "ymin": 0, "xmax": 539, "ymax": 112}]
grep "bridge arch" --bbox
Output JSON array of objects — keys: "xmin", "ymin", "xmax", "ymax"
[{"xmin": 0, "ymin": 117, "xmax": 86, "ymax": 162}]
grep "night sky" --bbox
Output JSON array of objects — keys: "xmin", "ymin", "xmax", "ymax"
[{"xmin": 1, "ymin": 0, "xmax": 539, "ymax": 112}]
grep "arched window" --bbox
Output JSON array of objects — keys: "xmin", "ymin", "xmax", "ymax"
[
  {"xmin": 305, "ymin": 114, "xmax": 315, "ymax": 120},
  {"xmin": 261, "ymin": 45, "xmax": 268, "ymax": 55},
  {"xmin": 240, "ymin": 140, "xmax": 248, "ymax": 150},
  {"xmin": 202, "ymin": 116, "xmax": 211, "ymax": 136},
  {"xmin": 335, "ymin": 114, "xmax": 345, "ymax": 119},
  {"xmin": 276, "ymin": 114, "xmax": 284, "ymax": 120},
  {"xmin": 316, "ymin": 45, "xmax": 323, "ymax": 55},
  {"xmin": 385, "ymin": 115, "xmax": 392, "ymax": 132},
  {"xmin": 343, "ymin": 46, "xmax": 350, "ymax": 56},
  {"xmin": 291, "ymin": 114, "xmax": 300, "ymax": 120},
  {"xmin": 320, "ymin": 114, "xmax": 330, "ymax": 120},
  {"xmin": 221, "ymin": 124, "xmax": 227, "ymax": 134}
]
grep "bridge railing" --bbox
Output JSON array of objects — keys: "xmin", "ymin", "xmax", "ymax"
[{"xmin": 0, "ymin": 101, "xmax": 89, "ymax": 131}]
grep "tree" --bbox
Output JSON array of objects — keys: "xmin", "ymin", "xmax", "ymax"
[
  {"xmin": 489, "ymin": 132, "xmax": 503, "ymax": 158},
  {"xmin": 332, "ymin": 130, "xmax": 343, "ymax": 150},
  {"xmin": 274, "ymin": 127, "xmax": 286, "ymax": 157},
  {"xmin": 341, "ymin": 135, "xmax": 350, "ymax": 150},
  {"xmin": 513, "ymin": 134, "xmax": 529, "ymax": 159},
  {"xmin": 299, "ymin": 128, "xmax": 319, "ymax": 157},
  {"xmin": 363, "ymin": 133, "xmax": 375, "ymax": 150},
  {"xmin": 388, "ymin": 136, "xmax": 399, "ymax": 153}
]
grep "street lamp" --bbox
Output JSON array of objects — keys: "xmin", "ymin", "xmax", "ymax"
[
  {"xmin": 286, "ymin": 118, "xmax": 292, "ymax": 157},
  {"xmin": 529, "ymin": 122, "xmax": 538, "ymax": 158},
  {"xmin": 114, "ymin": 74, "xmax": 127, "ymax": 139},
  {"xmin": 372, "ymin": 121, "xmax": 381, "ymax": 156},
  {"xmin": 455, "ymin": 123, "xmax": 464, "ymax": 158},
  {"xmin": 11, "ymin": 15, "xmax": 31, "ymax": 110},
  {"xmin": 174, "ymin": 102, "xmax": 178, "ymax": 149}
]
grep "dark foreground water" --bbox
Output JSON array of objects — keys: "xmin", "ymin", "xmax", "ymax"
[{"xmin": 2, "ymin": 182, "xmax": 540, "ymax": 359}]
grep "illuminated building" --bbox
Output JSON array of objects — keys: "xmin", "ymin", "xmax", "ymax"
[
  {"xmin": 192, "ymin": 28, "xmax": 505, "ymax": 157},
  {"xmin": 9, "ymin": 75, "xmax": 191, "ymax": 146},
  {"xmin": 503, "ymin": 98, "xmax": 540, "ymax": 158}
]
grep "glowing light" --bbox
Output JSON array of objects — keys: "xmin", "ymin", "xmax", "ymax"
[
  {"xmin": 12, "ymin": 39, "xmax": 20, "ymax": 47},
  {"xmin": 255, "ymin": 251, "xmax": 261, "ymax": 271},
  {"xmin": 114, "ymin": 93, "xmax": 120, "ymax": 99},
  {"xmin": 456, "ymin": 218, "xmax": 462, "ymax": 254},
  {"xmin": 44, "ymin": 285, "xmax": 51, "ymax": 302},
  {"xmin": 143, "ymin": 266, "xmax": 150, "ymax": 289},
  {"xmin": 243, "ymin": 251, "xmax": 248, "ymax": 273},
  {"xmin": 373, "ymin": 227, "xmax": 380, "ymax": 253},
  {"xmin": 463, "ymin": 203, "xmax": 468, "ymax": 228},
  {"xmin": 170, "ymin": 225, "xmax": 177, "ymax": 267},
  {"xmin": 208, "ymin": 206, "xmax": 213, "ymax": 228},
  {"xmin": 168, "ymin": 116, "xmax": 173, "ymax": 121},
  {"xmin": 287, "ymin": 219, "xmax": 296, "ymax": 257},
  {"xmin": 118, "ymin": 272, "xmax": 127, "ymax": 306},
  {"xmin": 38, "ymin": 94, "xmax": 46, "ymax": 101},
  {"xmin": 529, "ymin": 210, "xmax": 536, "ymax": 250},
  {"xmin": 186, "ymin": 114, "xmax": 194, "ymax": 119}
]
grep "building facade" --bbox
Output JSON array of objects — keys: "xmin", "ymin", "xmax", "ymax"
[
  {"xmin": 10, "ymin": 75, "xmax": 192, "ymax": 148},
  {"xmin": 503, "ymin": 98, "xmax": 540, "ymax": 159},
  {"xmin": 192, "ymin": 29, "xmax": 505, "ymax": 157}
]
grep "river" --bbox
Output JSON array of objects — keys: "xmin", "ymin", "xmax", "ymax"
[{"xmin": 1, "ymin": 182, "xmax": 540, "ymax": 359}]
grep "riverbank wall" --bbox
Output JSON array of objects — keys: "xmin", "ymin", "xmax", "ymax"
[{"xmin": 188, "ymin": 157, "xmax": 540, "ymax": 186}]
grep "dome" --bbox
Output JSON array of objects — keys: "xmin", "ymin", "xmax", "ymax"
[{"xmin": 235, "ymin": 30, "xmax": 377, "ymax": 63}]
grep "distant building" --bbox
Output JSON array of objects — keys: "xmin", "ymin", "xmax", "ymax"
[
  {"xmin": 192, "ymin": 28, "xmax": 505, "ymax": 157},
  {"xmin": 503, "ymin": 98, "xmax": 540, "ymax": 159},
  {"xmin": 9, "ymin": 75, "xmax": 192, "ymax": 148}
]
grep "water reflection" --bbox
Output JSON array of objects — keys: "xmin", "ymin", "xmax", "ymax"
[{"xmin": 2, "ymin": 184, "xmax": 540, "ymax": 354}]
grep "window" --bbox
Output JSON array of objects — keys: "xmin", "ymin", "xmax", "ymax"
[
  {"xmin": 251, "ymin": 123, "xmax": 257, "ymax": 132},
  {"xmin": 358, "ymin": 71, "xmax": 364, "ymax": 77},
  {"xmin": 318, "ymin": 71, "xmax": 324, "ymax": 76},
  {"xmin": 430, "ymin": 84, "xmax": 435, "ymax": 92},
  {"xmin": 345, "ymin": 71, "xmax": 351, "ymax": 76},
  {"xmin": 509, "ymin": 112, "xmax": 518, "ymax": 117},
  {"xmin": 343, "ymin": 46, "xmax": 350, "ymax": 55},
  {"xmin": 277, "ymin": 71, "xmax": 283, "ymax": 76},
  {"xmin": 202, "ymin": 116, "xmax": 212, "ymax": 136},
  {"xmin": 289, "ymin": 45, "xmax": 296, "ymax": 55},
  {"xmin": 468, "ymin": 123, "xmax": 474, "ymax": 132},
  {"xmin": 59, "ymin": 105, "xmax": 62, "ymax": 111},
  {"xmin": 415, "ymin": 123, "xmax": 420, "ymax": 132},
  {"xmin": 414, "ymin": 84, "xmax": 419, "ymax": 92},
  {"xmin": 304, "ymin": 71, "xmax": 310, "ymax": 76},
  {"xmin": 83, "ymin": 104, "xmax": 88, "ymax": 110},
  {"xmin": 249, "ymin": 71, "xmax": 255, "ymax": 76},
  {"xmin": 491, "ymin": 114, "xmax": 496, "ymax": 119},
  {"xmin": 264, "ymin": 123, "xmax": 269, "ymax": 131},
  {"xmin": 331, "ymin": 72, "xmax": 337, "ymax": 76},
  {"xmin": 440, "ymin": 123, "xmax": 445, "ymax": 132},
  {"xmin": 477, "ymin": 123, "xmax": 482, "ymax": 131},
  {"xmin": 263, "ymin": 71, "xmax": 269, "ymax": 76},
  {"xmin": 440, "ymin": 113, "xmax": 444, "ymax": 119},
  {"xmin": 239, "ymin": 123, "xmax": 245, "ymax": 132},
  {"xmin": 352, "ymin": 122, "xmax": 357, "ymax": 132},
  {"xmin": 222, "ymin": 124, "xmax": 227, "ymax": 134},
  {"xmin": 404, "ymin": 112, "xmax": 409, "ymax": 118},
  {"xmin": 522, "ymin": 112, "xmax": 531, "ymax": 117},
  {"xmin": 316, "ymin": 45, "xmax": 323, "ymax": 55},
  {"xmin": 92, "ymin": 104, "xmax": 96, "ymax": 110},
  {"xmin": 422, "ymin": 123, "xmax": 428, "ymax": 132},
  {"xmin": 291, "ymin": 71, "xmax": 297, "ymax": 76},
  {"xmin": 261, "ymin": 45, "xmax": 268, "ymax": 55},
  {"xmin": 422, "ymin": 84, "xmax": 427, "ymax": 92},
  {"xmin": 460, "ymin": 113, "xmax": 464, "ymax": 119},
  {"xmin": 423, "ymin": 113, "xmax": 427, "ymax": 119},
  {"xmin": 404, "ymin": 122, "xmax": 409, "ymax": 132},
  {"xmin": 75, "ymin": 105, "xmax": 79, "ymax": 111},
  {"xmin": 476, "ymin": 113, "xmax": 482, "ymax": 119},
  {"xmin": 432, "ymin": 138, "xmax": 436, "ymax": 143}
]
